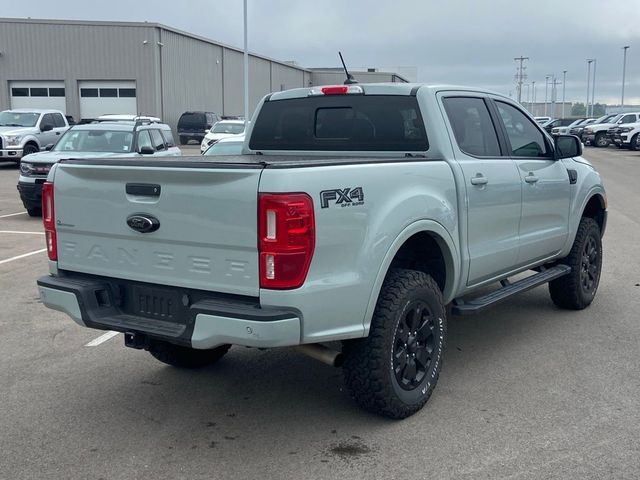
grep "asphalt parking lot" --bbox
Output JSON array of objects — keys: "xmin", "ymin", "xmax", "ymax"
[{"xmin": 1, "ymin": 147, "xmax": 639, "ymax": 479}]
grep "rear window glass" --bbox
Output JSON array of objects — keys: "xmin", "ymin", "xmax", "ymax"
[
  {"xmin": 249, "ymin": 95, "xmax": 428, "ymax": 151},
  {"xmin": 178, "ymin": 113, "xmax": 206, "ymax": 126}
]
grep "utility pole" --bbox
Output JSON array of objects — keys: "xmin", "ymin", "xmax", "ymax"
[
  {"xmin": 590, "ymin": 59, "xmax": 597, "ymax": 116},
  {"xmin": 621, "ymin": 46, "xmax": 630, "ymax": 110},
  {"xmin": 562, "ymin": 70, "xmax": 567, "ymax": 119},
  {"xmin": 514, "ymin": 56, "xmax": 529, "ymax": 104},
  {"xmin": 586, "ymin": 59, "xmax": 593, "ymax": 118}
]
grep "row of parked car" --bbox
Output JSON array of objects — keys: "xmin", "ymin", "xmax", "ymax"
[
  {"xmin": 0, "ymin": 108, "xmax": 246, "ymax": 216},
  {"xmin": 535, "ymin": 113, "xmax": 640, "ymax": 150}
]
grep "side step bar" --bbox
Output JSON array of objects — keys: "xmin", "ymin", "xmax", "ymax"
[{"xmin": 451, "ymin": 265, "xmax": 571, "ymax": 316}]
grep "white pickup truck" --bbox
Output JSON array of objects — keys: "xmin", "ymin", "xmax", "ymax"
[
  {"xmin": 0, "ymin": 109, "xmax": 69, "ymax": 162},
  {"xmin": 37, "ymin": 83, "xmax": 607, "ymax": 418}
]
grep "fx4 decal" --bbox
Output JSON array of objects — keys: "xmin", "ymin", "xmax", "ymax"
[{"xmin": 320, "ymin": 187, "xmax": 365, "ymax": 209}]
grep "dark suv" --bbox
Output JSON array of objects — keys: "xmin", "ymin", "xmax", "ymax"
[{"xmin": 177, "ymin": 111, "xmax": 220, "ymax": 145}]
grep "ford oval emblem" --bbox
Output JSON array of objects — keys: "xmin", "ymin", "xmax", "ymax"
[{"xmin": 127, "ymin": 214, "xmax": 160, "ymax": 233}]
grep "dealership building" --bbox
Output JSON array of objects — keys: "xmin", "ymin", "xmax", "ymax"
[{"xmin": 0, "ymin": 17, "xmax": 407, "ymax": 132}]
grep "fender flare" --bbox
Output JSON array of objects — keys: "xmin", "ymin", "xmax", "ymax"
[{"xmin": 362, "ymin": 220, "xmax": 460, "ymax": 335}]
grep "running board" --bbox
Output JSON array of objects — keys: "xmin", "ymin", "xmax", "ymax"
[{"xmin": 451, "ymin": 265, "xmax": 571, "ymax": 315}]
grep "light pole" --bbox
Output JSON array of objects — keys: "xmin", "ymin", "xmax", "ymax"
[
  {"xmin": 544, "ymin": 75, "xmax": 551, "ymax": 116},
  {"xmin": 562, "ymin": 70, "xmax": 567, "ymax": 119},
  {"xmin": 586, "ymin": 59, "xmax": 593, "ymax": 118},
  {"xmin": 243, "ymin": 0, "xmax": 249, "ymax": 123},
  {"xmin": 621, "ymin": 46, "xmax": 630, "ymax": 110},
  {"xmin": 590, "ymin": 59, "xmax": 597, "ymax": 116},
  {"xmin": 531, "ymin": 80, "xmax": 536, "ymax": 114}
]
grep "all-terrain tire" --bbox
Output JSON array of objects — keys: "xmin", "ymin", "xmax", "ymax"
[
  {"xmin": 149, "ymin": 341, "xmax": 231, "ymax": 369},
  {"xmin": 342, "ymin": 269, "xmax": 446, "ymax": 419},
  {"xmin": 549, "ymin": 217, "xmax": 602, "ymax": 310}
]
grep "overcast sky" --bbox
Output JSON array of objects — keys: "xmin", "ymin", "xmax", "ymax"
[{"xmin": 7, "ymin": 0, "xmax": 640, "ymax": 105}]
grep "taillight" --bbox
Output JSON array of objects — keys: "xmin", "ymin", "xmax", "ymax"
[
  {"xmin": 308, "ymin": 85, "xmax": 364, "ymax": 96},
  {"xmin": 258, "ymin": 193, "xmax": 315, "ymax": 289},
  {"xmin": 42, "ymin": 181, "xmax": 57, "ymax": 261}
]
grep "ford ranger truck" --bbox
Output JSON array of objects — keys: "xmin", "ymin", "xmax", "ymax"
[{"xmin": 37, "ymin": 84, "xmax": 607, "ymax": 419}]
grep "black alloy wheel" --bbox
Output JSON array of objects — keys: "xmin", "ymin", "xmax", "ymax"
[{"xmin": 393, "ymin": 300, "xmax": 437, "ymax": 391}]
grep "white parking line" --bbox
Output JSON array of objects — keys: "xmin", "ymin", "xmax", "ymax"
[
  {"xmin": 0, "ymin": 230, "xmax": 44, "ymax": 235},
  {"xmin": 85, "ymin": 331, "xmax": 120, "ymax": 347},
  {"xmin": 0, "ymin": 211, "xmax": 27, "ymax": 219},
  {"xmin": 0, "ymin": 248, "xmax": 47, "ymax": 265}
]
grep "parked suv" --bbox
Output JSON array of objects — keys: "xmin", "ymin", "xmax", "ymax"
[
  {"xmin": 0, "ymin": 109, "xmax": 69, "ymax": 163},
  {"xmin": 582, "ymin": 112, "xmax": 640, "ymax": 147},
  {"xmin": 200, "ymin": 120, "xmax": 245, "ymax": 153},
  {"xmin": 177, "ymin": 111, "xmax": 220, "ymax": 145},
  {"xmin": 17, "ymin": 119, "xmax": 180, "ymax": 216}
]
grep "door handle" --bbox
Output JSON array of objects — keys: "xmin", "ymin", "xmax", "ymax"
[
  {"xmin": 524, "ymin": 174, "xmax": 539, "ymax": 184},
  {"xmin": 470, "ymin": 175, "xmax": 488, "ymax": 186},
  {"xmin": 55, "ymin": 132, "xmax": 61, "ymax": 135}
]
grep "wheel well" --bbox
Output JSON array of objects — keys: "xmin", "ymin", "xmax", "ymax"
[
  {"xmin": 23, "ymin": 140, "xmax": 39, "ymax": 150},
  {"xmin": 582, "ymin": 194, "xmax": 605, "ymax": 232},
  {"xmin": 388, "ymin": 232, "xmax": 447, "ymax": 292}
]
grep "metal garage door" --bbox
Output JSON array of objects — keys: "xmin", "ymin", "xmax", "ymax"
[
  {"xmin": 10, "ymin": 81, "xmax": 67, "ymax": 113},
  {"xmin": 79, "ymin": 81, "xmax": 137, "ymax": 121}
]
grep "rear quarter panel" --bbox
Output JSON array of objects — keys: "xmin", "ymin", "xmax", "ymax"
[{"xmin": 259, "ymin": 160, "xmax": 459, "ymax": 343}]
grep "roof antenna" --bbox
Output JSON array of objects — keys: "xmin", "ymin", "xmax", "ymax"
[{"xmin": 339, "ymin": 51, "xmax": 358, "ymax": 85}]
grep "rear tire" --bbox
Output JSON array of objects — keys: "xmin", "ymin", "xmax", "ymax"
[
  {"xmin": 27, "ymin": 207, "xmax": 41, "ymax": 217},
  {"xmin": 149, "ymin": 341, "xmax": 230, "ymax": 369},
  {"xmin": 594, "ymin": 132, "xmax": 608, "ymax": 148},
  {"xmin": 179, "ymin": 136, "xmax": 188, "ymax": 145},
  {"xmin": 342, "ymin": 269, "xmax": 446, "ymax": 419},
  {"xmin": 548, "ymin": 217, "xmax": 602, "ymax": 310}
]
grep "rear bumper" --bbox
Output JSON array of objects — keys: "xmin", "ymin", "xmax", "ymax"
[
  {"xmin": 17, "ymin": 181, "xmax": 44, "ymax": 210},
  {"xmin": 37, "ymin": 274, "xmax": 301, "ymax": 349}
]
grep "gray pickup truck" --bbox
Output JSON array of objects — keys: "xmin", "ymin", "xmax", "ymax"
[
  {"xmin": 0, "ymin": 109, "xmax": 69, "ymax": 162},
  {"xmin": 37, "ymin": 83, "xmax": 607, "ymax": 418}
]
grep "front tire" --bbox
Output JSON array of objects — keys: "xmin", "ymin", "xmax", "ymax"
[
  {"xmin": 343, "ymin": 269, "xmax": 446, "ymax": 419},
  {"xmin": 630, "ymin": 133, "xmax": 639, "ymax": 151},
  {"xmin": 549, "ymin": 217, "xmax": 602, "ymax": 310},
  {"xmin": 22, "ymin": 144, "xmax": 39, "ymax": 157},
  {"xmin": 27, "ymin": 207, "xmax": 41, "ymax": 217},
  {"xmin": 148, "ymin": 341, "xmax": 230, "ymax": 369},
  {"xmin": 594, "ymin": 132, "xmax": 608, "ymax": 148}
]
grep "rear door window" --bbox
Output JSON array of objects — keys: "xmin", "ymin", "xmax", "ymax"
[
  {"xmin": 442, "ymin": 97, "xmax": 501, "ymax": 157},
  {"xmin": 53, "ymin": 113, "xmax": 66, "ymax": 128},
  {"xmin": 249, "ymin": 95, "xmax": 428, "ymax": 151},
  {"xmin": 150, "ymin": 129, "xmax": 166, "ymax": 151},
  {"xmin": 137, "ymin": 130, "xmax": 152, "ymax": 151}
]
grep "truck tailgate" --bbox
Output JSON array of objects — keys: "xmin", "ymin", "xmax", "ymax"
[{"xmin": 52, "ymin": 161, "xmax": 263, "ymax": 297}]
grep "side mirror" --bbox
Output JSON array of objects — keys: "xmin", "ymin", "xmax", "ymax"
[
  {"xmin": 44, "ymin": 144, "xmax": 54, "ymax": 151},
  {"xmin": 139, "ymin": 145, "xmax": 155, "ymax": 155},
  {"xmin": 205, "ymin": 129, "xmax": 210, "ymax": 134},
  {"xmin": 41, "ymin": 124, "xmax": 53, "ymax": 132},
  {"xmin": 555, "ymin": 135, "xmax": 582, "ymax": 159}
]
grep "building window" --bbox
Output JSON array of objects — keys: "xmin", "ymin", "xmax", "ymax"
[
  {"xmin": 30, "ymin": 88, "xmax": 48, "ymax": 97},
  {"xmin": 100, "ymin": 88, "xmax": 118, "ymax": 98},
  {"xmin": 80, "ymin": 88, "xmax": 99, "ymax": 97},
  {"xmin": 11, "ymin": 88, "xmax": 29, "ymax": 97},
  {"xmin": 119, "ymin": 88, "xmax": 136, "ymax": 98},
  {"xmin": 49, "ymin": 88, "xmax": 66, "ymax": 97}
]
